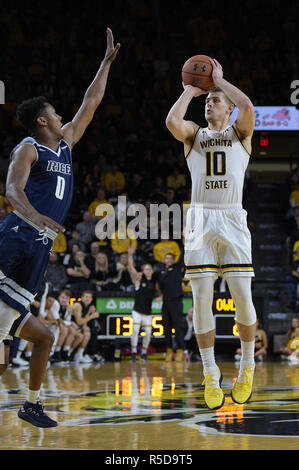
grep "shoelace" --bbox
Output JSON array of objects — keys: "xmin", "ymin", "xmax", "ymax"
[
  {"xmin": 36, "ymin": 230, "xmax": 49, "ymax": 245},
  {"xmin": 202, "ymin": 375, "xmax": 222, "ymax": 396},
  {"xmin": 235, "ymin": 367, "xmax": 254, "ymax": 389},
  {"xmin": 27, "ymin": 401, "xmax": 45, "ymax": 416}
]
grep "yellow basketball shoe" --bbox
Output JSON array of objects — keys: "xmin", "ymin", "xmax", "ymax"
[
  {"xmin": 202, "ymin": 368, "xmax": 225, "ymax": 410},
  {"xmin": 231, "ymin": 364, "xmax": 255, "ymax": 404}
]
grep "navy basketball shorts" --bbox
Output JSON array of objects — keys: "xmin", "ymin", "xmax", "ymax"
[{"xmin": 0, "ymin": 212, "xmax": 53, "ymax": 316}]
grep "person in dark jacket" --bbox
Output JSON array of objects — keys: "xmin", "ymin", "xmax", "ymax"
[{"xmin": 156, "ymin": 239, "xmax": 185, "ymax": 362}]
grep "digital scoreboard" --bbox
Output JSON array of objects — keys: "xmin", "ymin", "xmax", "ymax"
[{"xmin": 94, "ymin": 293, "xmax": 241, "ymax": 341}]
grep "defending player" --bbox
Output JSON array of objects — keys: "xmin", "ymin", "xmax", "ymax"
[
  {"xmin": 166, "ymin": 58, "xmax": 257, "ymax": 410},
  {"xmin": 0, "ymin": 28, "xmax": 120, "ymax": 427}
]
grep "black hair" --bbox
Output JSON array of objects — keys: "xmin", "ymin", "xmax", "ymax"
[
  {"xmin": 16, "ymin": 96, "xmax": 48, "ymax": 135},
  {"xmin": 165, "ymin": 252, "xmax": 175, "ymax": 258}
]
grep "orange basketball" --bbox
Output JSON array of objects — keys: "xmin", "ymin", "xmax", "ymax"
[{"xmin": 182, "ymin": 55, "xmax": 214, "ymax": 91}]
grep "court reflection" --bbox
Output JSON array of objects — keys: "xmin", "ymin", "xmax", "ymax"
[{"xmin": 0, "ymin": 361, "xmax": 299, "ymax": 450}]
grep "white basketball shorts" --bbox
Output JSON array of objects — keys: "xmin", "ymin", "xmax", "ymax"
[
  {"xmin": 184, "ymin": 203, "xmax": 254, "ymax": 279},
  {"xmin": 132, "ymin": 310, "xmax": 152, "ymax": 328}
]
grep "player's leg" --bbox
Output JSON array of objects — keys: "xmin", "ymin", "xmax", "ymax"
[
  {"xmin": 74, "ymin": 326, "xmax": 92, "ymax": 363},
  {"xmin": 0, "ymin": 299, "xmax": 20, "ymax": 342},
  {"xmin": 131, "ymin": 310, "xmax": 141, "ymax": 362},
  {"xmin": 16, "ymin": 314, "xmax": 57, "ymax": 427},
  {"xmin": 52, "ymin": 323, "xmax": 68, "ymax": 362},
  {"xmin": 12, "ymin": 338, "xmax": 29, "ymax": 366},
  {"xmin": 190, "ymin": 276, "xmax": 224, "ymax": 410},
  {"xmin": 18, "ymin": 314, "xmax": 54, "ymax": 394},
  {"xmin": 61, "ymin": 325, "xmax": 75, "ymax": 360},
  {"xmin": 169, "ymin": 300, "xmax": 185, "ymax": 362},
  {"xmin": 226, "ymin": 276, "xmax": 256, "ymax": 404},
  {"xmin": 69, "ymin": 325, "xmax": 84, "ymax": 357},
  {"xmin": 140, "ymin": 314, "xmax": 152, "ymax": 360},
  {"xmin": 161, "ymin": 302, "xmax": 173, "ymax": 361},
  {"xmin": 0, "ymin": 341, "xmax": 10, "ymax": 375}
]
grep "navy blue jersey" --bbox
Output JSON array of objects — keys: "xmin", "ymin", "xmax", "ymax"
[{"xmin": 12, "ymin": 137, "xmax": 73, "ymax": 225}]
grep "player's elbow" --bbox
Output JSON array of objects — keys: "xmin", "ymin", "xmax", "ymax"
[
  {"xmin": 240, "ymin": 98, "xmax": 255, "ymax": 115},
  {"xmin": 165, "ymin": 114, "xmax": 178, "ymax": 131}
]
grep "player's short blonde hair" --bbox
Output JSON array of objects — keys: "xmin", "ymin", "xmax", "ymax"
[{"xmin": 208, "ymin": 87, "xmax": 234, "ymax": 106}]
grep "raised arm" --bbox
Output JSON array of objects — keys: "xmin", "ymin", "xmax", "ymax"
[
  {"xmin": 62, "ymin": 28, "xmax": 120, "ymax": 148},
  {"xmin": 166, "ymin": 85, "xmax": 205, "ymax": 146},
  {"xmin": 209, "ymin": 58, "xmax": 255, "ymax": 141},
  {"xmin": 127, "ymin": 245, "xmax": 140, "ymax": 283}
]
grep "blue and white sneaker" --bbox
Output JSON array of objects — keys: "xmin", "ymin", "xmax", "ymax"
[{"xmin": 18, "ymin": 400, "xmax": 58, "ymax": 428}]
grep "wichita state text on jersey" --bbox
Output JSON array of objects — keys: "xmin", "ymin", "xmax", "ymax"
[{"xmin": 186, "ymin": 125, "xmax": 249, "ymax": 205}]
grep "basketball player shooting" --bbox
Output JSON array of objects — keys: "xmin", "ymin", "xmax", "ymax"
[
  {"xmin": 166, "ymin": 58, "xmax": 257, "ymax": 410},
  {"xmin": 0, "ymin": 28, "xmax": 120, "ymax": 427}
]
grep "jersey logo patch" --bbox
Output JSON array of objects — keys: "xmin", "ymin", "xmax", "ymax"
[{"xmin": 11, "ymin": 226, "xmax": 19, "ymax": 232}]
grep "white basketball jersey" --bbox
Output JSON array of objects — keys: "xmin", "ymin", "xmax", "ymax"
[{"xmin": 186, "ymin": 125, "xmax": 250, "ymax": 205}]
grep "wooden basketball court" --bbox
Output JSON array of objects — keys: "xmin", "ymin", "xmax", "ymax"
[{"xmin": 0, "ymin": 358, "xmax": 298, "ymax": 451}]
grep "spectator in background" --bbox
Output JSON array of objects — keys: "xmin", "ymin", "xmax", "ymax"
[
  {"xmin": 75, "ymin": 211, "xmax": 96, "ymax": 246},
  {"xmin": 77, "ymin": 185, "xmax": 93, "ymax": 213},
  {"xmin": 45, "ymin": 252, "xmax": 68, "ymax": 294},
  {"xmin": 52, "ymin": 230, "xmax": 67, "ymax": 255},
  {"xmin": 88, "ymin": 188, "xmax": 111, "ymax": 218},
  {"xmin": 128, "ymin": 173, "xmax": 145, "ymax": 203},
  {"xmin": 38, "ymin": 286, "xmax": 68, "ymax": 363},
  {"xmin": 280, "ymin": 317, "xmax": 299, "ymax": 358},
  {"xmin": 55, "ymin": 289, "xmax": 84, "ymax": 362},
  {"xmin": 289, "ymin": 186, "xmax": 299, "ymax": 208},
  {"xmin": 63, "ymin": 242, "xmax": 80, "ymax": 266},
  {"xmin": 90, "ymin": 251, "xmax": 115, "ymax": 292},
  {"xmin": 107, "ymin": 181, "xmax": 120, "ymax": 206},
  {"xmin": 66, "ymin": 249, "xmax": 91, "ymax": 297},
  {"xmin": 288, "ymin": 207, "xmax": 299, "ymax": 254},
  {"xmin": 156, "ymin": 248, "xmax": 185, "ymax": 363},
  {"xmin": 165, "ymin": 187, "xmax": 176, "ymax": 206},
  {"xmin": 150, "ymin": 175, "xmax": 167, "ymax": 204},
  {"xmin": 110, "ymin": 221, "xmax": 138, "ymax": 255},
  {"xmin": 84, "ymin": 163, "xmax": 102, "ymax": 193},
  {"xmin": 154, "ymin": 154, "xmax": 171, "ymax": 180},
  {"xmin": 67, "ymin": 230, "xmax": 86, "ymax": 252},
  {"xmin": 85, "ymin": 241, "xmax": 100, "ymax": 272},
  {"xmin": 102, "ymin": 162, "xmax": 125, "ymax": 192},
  {"xmin": 285, "ymin": 246, "xmax": 299, "ymax": 309},
  {"xmin": 112, "ymin": 252, "xmax": 134, "ymax": 293},
  {"xmin": 153, "ymin": 230, "xmax": 181, "ymax": 265},
  {"xmin": 72, "ymin": 291, "xmax": 101, "ymax": 362},
  {"xmin": 183, "ymin": 307, "xmax": 201, "ymax": 361},
  {"xmin": 166, "ymin": 167, "xmax": 186, "ymax": 191}
]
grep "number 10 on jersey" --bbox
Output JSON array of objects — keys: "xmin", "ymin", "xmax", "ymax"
[{"xmin": 206, "ymin": 151, "xmax": 226, "ymax": 176}]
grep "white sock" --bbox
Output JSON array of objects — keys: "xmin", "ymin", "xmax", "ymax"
[
  {"xmin": 131, "ymin": 347, "xmax": 137, "ymax": 354},
  {"xmin": 199, "ymin": 346, "xmax": 218, "ymax": 378},
  {"xmin": 76, "ymin": 347, "xmax": 84, "ymax": 358},
  {"xmin": 28, "ymin": 389, "xmax": 40, "ymax": 404},
  {"xmin": 63, "ymin": 345, "xmax": 70, "ymax": 352},
  {"xmin": 240, "ymin": 340, "xmax": 255, "ymax": 368},
  {"xmin": 16, "ymin": 350, "xmax": 22, "ymax": 359},
  {"xmin": 25, "ymin": 351, "xmax": 32, "ymax": 358},
  {"xmin": 55, "ymin": 346, "xmax": 61, "ymax": 352}
]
